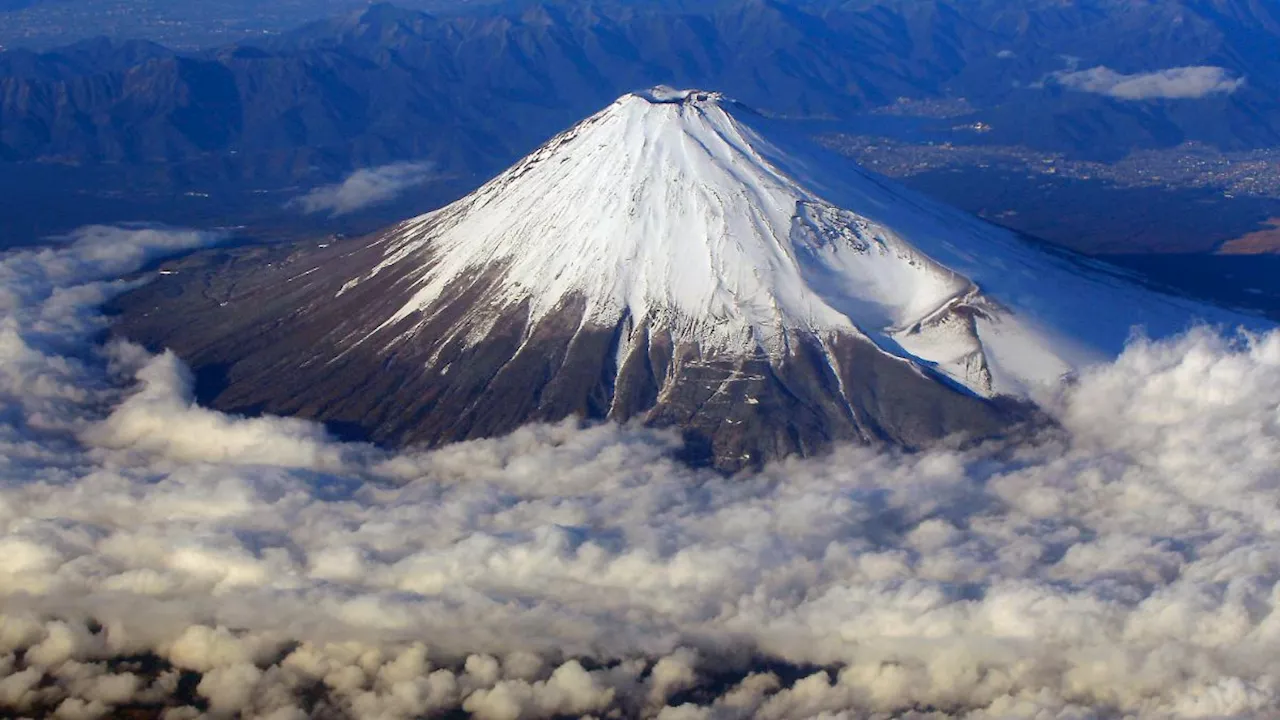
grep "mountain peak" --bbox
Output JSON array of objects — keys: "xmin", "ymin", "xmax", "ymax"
[
  {"xmin": 330, "ymin": 87, "xmax": 1258, "ymax": 401},
  {"xmin": 351, "ymin": 85, "xmax": 978, "ymax": 377},
  {"xmin": 630, "ymin": 86, "xmax": 726, "ymax": 105},
  {"xmin": 113, "ymin": 90, "xmax": 1265, "ymax": 469}
]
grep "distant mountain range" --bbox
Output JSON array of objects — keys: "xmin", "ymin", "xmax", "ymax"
[{"xmin": 2, "ymin": 0, "xmax": 1279, "ymax": 189}]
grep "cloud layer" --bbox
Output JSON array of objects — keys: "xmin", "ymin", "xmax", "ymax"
[
  {"xmin": 291, "ymin": 162, "xmax": 437, "ymax": 217},
  {"xmin": 1, "ymin": 227, "xmax": 1280, "ymax": 718},
  {"xmin": 1051, "ymin": 65, "xmax": 1246, "ymax": 100}
]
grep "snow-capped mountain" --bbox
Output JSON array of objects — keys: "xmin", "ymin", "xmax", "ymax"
[{"xmin": 114, "ymin": 87, "xmax": 1265, "ymax": 469}]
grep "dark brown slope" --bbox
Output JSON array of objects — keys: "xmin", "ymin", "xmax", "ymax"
[{"xmin": 110, "ymin": 230, "xmax": 1019, "ymax": 471}]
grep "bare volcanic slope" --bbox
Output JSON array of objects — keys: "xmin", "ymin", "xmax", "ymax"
[{"xmin": 112, "ymin": 88, "xmax": 1264, "ymax": 469}]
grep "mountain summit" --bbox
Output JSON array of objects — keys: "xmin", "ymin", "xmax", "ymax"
[
  {"xmin": 114, "ymin": 88, "xmax": 1261, "ymax": 469},
  {"xmin": 359, "ymin": 87, "xmax": 994, "ymax": 388}
]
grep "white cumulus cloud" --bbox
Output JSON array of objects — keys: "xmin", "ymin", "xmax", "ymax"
[
  {"xmin": 290, "ymin": 162, "xmax": 437, "ymax": 217},
  {"xmin": 0, "ymin": 225, "xmax": 1279, "ymax": 718},
  {"xmin": 1051, "ymin": 65, "xmax": 1246, "ymax": 100}
]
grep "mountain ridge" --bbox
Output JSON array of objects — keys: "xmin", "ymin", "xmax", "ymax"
[{"xmin": 3, "ymin": 0, "xmax": 1279, "ymax": 175}]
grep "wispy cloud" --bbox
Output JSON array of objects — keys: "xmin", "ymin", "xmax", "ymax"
[
  {"xmin": 1051, "ymin": 65, "xmax": 1246, "ymax": 100},
  {"xmin": 290, "ymin": 162, "xmax": 437, "ymax": 217},
  {"xmin": 0, "ymin": 226, "xmax": 1279, "ymax": 717}
]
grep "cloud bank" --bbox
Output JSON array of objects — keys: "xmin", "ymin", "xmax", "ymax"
[
  {"xmin": 291, "ymin": 162, "xmax": 437, "ymax": 217},
  {"xmin": 1, "ymin": 226, "xmax": 1280, "ymax": 718},
  {"xmin": 1051, "ymin": 65, "xmax": 1246, "ymax": 100}
]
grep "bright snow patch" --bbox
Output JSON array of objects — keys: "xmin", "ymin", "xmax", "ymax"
[{"xmin": 343, "ymin": 87, "xmax": 1265, "ymax": 398}]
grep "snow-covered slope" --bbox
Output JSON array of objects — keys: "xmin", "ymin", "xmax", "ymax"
[
  {"xmin": 113, "ymin": 86, "xmax": 1270, "ymax": 470},
  {"xmin": 340, "ymin": 87, "xmax": 1259, "ymax": 398}
]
